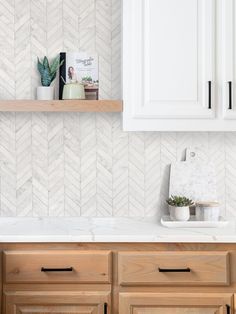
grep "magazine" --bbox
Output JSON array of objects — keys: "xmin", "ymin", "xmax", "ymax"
[{"xmin": 59, "ymin": 52, "xmax": 99, "ymax": 100}]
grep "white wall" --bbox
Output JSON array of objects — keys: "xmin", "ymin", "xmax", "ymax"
[{"xmin": 0, "ymin": 0, "xmax": 234, "ymax": 218}]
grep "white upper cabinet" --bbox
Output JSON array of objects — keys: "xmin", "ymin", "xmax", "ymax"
[
  {"xmin": 222, "ymin": 0, "xmax": 236, "ymax": 119},
  {"xmin": 123, "ymin": 0, "xmax": 236, "ymax": 131}
]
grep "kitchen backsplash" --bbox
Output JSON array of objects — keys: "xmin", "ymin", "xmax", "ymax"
[{"xmin": 0, "ymin": 0, "xmax": 234, "ymax": 218}]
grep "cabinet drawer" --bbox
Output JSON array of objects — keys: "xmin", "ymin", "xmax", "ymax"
[
  {"xmin": 4, "ymin": 250, "xmax": 111, "ymax": 284},
  {"xmin": 118, "ymin": 251, "xmax": 229, "ymax": 286}
]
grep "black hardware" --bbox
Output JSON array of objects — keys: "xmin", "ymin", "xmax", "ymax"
[
  {"xmin": 104, "ymin": 303, "xmax": 108, "ymax": 314},
  {"xmin": 208, "ymin": 81, "xmax": 212, "ymax": 109},
  {"xmin": 228, "ymin": 81, "xmax": 232, "ymax": 110},
  {"xmin": 41, "ymin": 267, "xmax": 73, "ymax": 272},
  {"xmin": 158, "ymin": 267, "xmax": 191, "ymax": 273},
  {"xmin": 226, "ymin": 304, "xmax": 231, "ymax": 314}
]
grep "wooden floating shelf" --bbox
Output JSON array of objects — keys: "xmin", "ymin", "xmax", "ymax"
[{"xmin": 0, "ymin": 100, "xmax": 123, "ymax": 112}]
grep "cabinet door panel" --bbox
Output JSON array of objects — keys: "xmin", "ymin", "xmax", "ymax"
[
  {"xmin": 16, "ymin": 305, "xmax": 98, "ymax": 314},
  {"xmin": 123, "ymin": 0, "xmax": 216, "ymax": 129},
  {"xmin": 4, "ymin": 291, "xmax": 110, "ymax": 314},
  {"xmin": 119, "ymin": 293, "xmax": 233, "ymax": 314},
  {"xmin": 133, "ymin": 308, "xmax": 220, "ymax": 314},
  {"xmin": 222, "ymin": 0, "xmax": 236, "ymax": 118}
]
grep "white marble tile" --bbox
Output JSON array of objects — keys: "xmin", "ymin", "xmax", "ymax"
[{"xmin": 0, "ymin": 0, "xmax": 235, "ymax": 219}]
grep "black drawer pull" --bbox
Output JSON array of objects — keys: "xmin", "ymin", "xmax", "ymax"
[
  {"xmin": 226, "ymin": 304, "xmax": 231, "ymax": 314},
  {"xmin": 41, "ymin": 267, "xmax": 73, "ymax": 272},
  {"xmin": 208, "ymin": 81, "xmax": 212, "ymax": 109},
  {"xmin": 158, "ymin": 267, "xmax": 191, "ymax": 273},
  {"xmin": 228, "ymin": 81, "xmax": 232, "ymax": 110},
  {"xmin": 104, "ymin": 303, "xmax": 108, "ymax": 314}
]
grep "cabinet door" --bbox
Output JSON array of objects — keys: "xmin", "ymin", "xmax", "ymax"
[
  {"xmin": 123, "ymin": 0, "xmax": 216, "ymax": 131},
  {"xmin": 4, "ymin": 291, "xmax": 110, "ymax": 314},
  {"xmin": 119, "ymin": 293, "xmax": 233, "ymax": 314},
  {"xmin": 222, "ymin": 0, "xmax": 236, "ymax": 118}
]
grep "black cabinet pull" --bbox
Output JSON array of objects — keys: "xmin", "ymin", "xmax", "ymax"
[
  {"xmin": 104, "ymin": 303, "xmax": 108, "ymax": 314},
  {"xmin": 158, "ymin": 267, "xmax": 191, "ymax": 273},
  {"xmin": 208, "ymin": 81, "xmax": 212, "ymax": 109},
  {"xmin": 226, "ymin": 304, "xmax": 231, "ymax": 314},
  {"xmin": 41, "ymin": 267, "xmax": 73, "ymax": 272},
  {"xmin": 228, "ymin": 81, "xmax": 232, "ymax": 110}
]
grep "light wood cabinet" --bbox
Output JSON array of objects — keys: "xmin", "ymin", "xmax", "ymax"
[
  {"xmin": 118, "ymin": 251, "xmax": 229, "ymax": 286},
  {"xmin": 2, "ymin": 250, "xmax": 111, "ymax": 314},
  {"xmin": 119, "ymin": 293, "xmax": 233, "ymax": 314},
  {"xmin": 4, "ymin": 250, "xmax": 111, "ymax": 284},
  {"xmin": 1, "ymin": 244, "xmax": 236, "ymax": 314},
  {"xmin": 4, "ymin": 291, "xmax": 110, "ymax": 314}
]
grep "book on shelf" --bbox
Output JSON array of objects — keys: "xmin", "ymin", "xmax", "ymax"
[{"xmin": 59, "ymin": 52, "xmax": 99, "ymax": 100}]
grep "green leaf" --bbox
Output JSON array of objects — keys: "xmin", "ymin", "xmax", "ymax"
[
  {"xmin": 50, "ymin": 56, "xmax": 64, "ymax": 76},
  {"xmin": 37, "ymin": 57, "xmax": 44, "ymax": 76},
  {"xmin": 50, "ymin": 71, "xmax": 57, "ymax": 84},
  {"xmin": 43, "ymin": 56, "xmax": 50, "ymax": 70},
  {"xmin": 50, "ymin": 56, "xmax": 59, "ymax": 73},
  {"xmin": 41, "ymin": 68, "xmax": 51, "ymax": 86}
]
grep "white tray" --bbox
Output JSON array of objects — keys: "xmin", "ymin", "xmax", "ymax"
[{"xmin": 161, "ymin": 215, "xmax": 229, "ymax": 228}]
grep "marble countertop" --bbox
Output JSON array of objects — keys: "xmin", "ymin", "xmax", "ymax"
[{"xmin": 0, "ymin": 217, "xmax": 235, "ymax": 243}]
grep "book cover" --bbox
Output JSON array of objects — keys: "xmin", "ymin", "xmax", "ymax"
[{"xmin": 59, "ymin": 52, "xmax": 99, "ymax": 100}]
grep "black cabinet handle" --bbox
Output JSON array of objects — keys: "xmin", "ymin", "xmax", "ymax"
[
  {"xmin": 158, "ymin": 267, "xmax": 191, "ymax": 273},
  {"xmin": 208, "ymin": 81, "xmax": 212, "ymax": 109},
  {"xmin": 228, "ymin": 81, "xmax": 232, "ymax": 110},
  {"xmin": 226, "ymin": 304, "xmax": 231, "ymax": 314},
  {"xmin": 104, "ymin": 303, "xmax": 108, "ymax": 314},
  {"xmin": 41, "ymin": 267, "xmax": 73, "ymax": 272}
]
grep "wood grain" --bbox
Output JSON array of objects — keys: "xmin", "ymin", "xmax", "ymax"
[
  {"xmin": 1, "ymin": 243, "xmax": 236, "ymax": 314},
  {"xmin": 4, "ymin": 250, "xmax": 112, "ymax": 284},
  {"xmin": 119, "ymin": 293, "xmax": 234, "ymax": 314},
  {"xmin": 4, "ymin": 290, "xmax": 110, "ymax": 314},
  {"xmin": 118, "ymin": 251, "xmax": 230, "ymax": 286},
  {"xmin": 0, "ymin": 100, "xmax": 123, "ymax": 112}
]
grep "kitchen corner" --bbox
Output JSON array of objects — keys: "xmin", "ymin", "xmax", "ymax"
[{"xmin": 1, "ymin": 0, "xmax": 236, "ymax": 313}]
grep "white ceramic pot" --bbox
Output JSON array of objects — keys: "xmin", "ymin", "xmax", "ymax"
[
  {"xmin": 169, "ymin": 205, "xmax": 190, "ymax": 221},
  {"xmin": 37, "ymin": 86, "xmax": 54, "ymax": 100}
]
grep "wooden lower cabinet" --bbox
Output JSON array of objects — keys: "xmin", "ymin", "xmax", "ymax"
[
  {"xmin": 4, "ymin": 291, "xmax": 110, "ymax": 314},
  {"xmin": 119, "ymin": 293, "xmax": 234, "ymax": 314},
  {"xmin": 1, "ymin": 243, "xmax": 236, "ymax": 314}
]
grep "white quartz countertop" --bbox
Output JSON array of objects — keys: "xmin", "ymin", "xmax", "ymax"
[{"xmin": 0, "ymin": 217, "xmax": 235, "ymax": 243}]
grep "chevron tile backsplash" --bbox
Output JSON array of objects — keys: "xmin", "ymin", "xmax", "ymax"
[{"xmin": 0, "ymin": 0, "xmax": 235, "ymax": 218}]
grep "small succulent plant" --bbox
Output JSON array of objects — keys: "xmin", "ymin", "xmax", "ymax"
[
  {"xmin": 166, "ymin": 195, "xmax": 194, "ymax": 207},
  {"xmin": 37, "ymin": 56, "xmax": 64, "ymax": 87}
]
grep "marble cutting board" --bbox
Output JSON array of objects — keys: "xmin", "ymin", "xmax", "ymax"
[{"xmin": 169, "ymin": 148, "xmax": 218, "ymax": 202}]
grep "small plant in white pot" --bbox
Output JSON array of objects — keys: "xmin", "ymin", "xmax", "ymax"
[
  {"xmin": 37, "ymin": 56, "xmax": 64, "ymax": 100},
  {"xmin": 166, "ymin": 195, "xmax": 194, "ymax": 221}
]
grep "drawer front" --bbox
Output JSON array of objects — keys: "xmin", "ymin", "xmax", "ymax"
[
  {"xmin": 118, "ymin": 251, "xmax": 229, "ymax": 286},
  {"xmin": 4, "ymin": 250, "xmax": 111, "ymax": 283}
]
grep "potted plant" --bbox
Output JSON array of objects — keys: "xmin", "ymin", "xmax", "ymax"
[
  {"xmin": 166, "ymin": 195, "xmax": 194, "ymax": 221},
  {"xmin": 37, "ymin": 56, "xmax": 64, "ymax": 100}
]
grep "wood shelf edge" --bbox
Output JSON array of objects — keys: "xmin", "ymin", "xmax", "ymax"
[{"xmin": 0, "ymin": 100, "xmax": 123, "ymax": 112}]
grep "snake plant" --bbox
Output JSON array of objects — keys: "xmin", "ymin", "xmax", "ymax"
[{"xmin": 37, "ymin": 56, "xmax": 64, "ymax": 86}]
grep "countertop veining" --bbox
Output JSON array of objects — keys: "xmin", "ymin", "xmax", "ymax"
[{"xmin": 0, "ymin": 217, "xmax": 235, "ymax": 243}]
